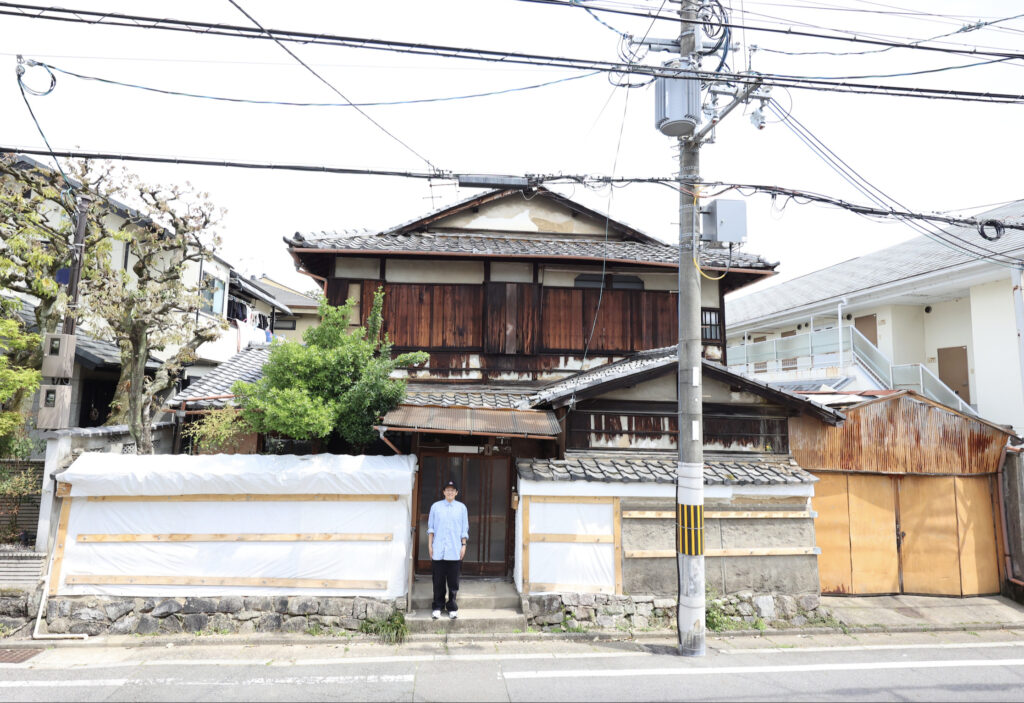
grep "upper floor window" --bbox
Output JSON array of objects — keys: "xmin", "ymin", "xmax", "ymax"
[
  {"xmin": 573, "ymin": 273, "xmax": 644, "ymax": 290},
  {"xmin": 200, "ymin": 273, "xmax": 226, "ymax": 316}
]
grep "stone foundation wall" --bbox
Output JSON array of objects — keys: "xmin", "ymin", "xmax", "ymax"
[
  {"xmin": 0, "ymin": 586, "xmax": 42, "ymax": 637},
  {"xmin": 39, "ymin": 595, "xmax": 404, "ymax": 637},
  {"xmin": 525, "ymin": 591, "xmax": 832, "ymax": 632}
]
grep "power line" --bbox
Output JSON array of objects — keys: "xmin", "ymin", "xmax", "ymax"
[
  {"xmin": 224, "ymin": 0, "xmax": 437, "ymax": 173},
  {"xmin": 5, "ymin": 4, "xmax": 1024, "ymax": 105},
  {"xmin": 33, "ymin": 59, "xmax": 599, "ymax": 108},
  {"xmin": 4, "ymin": 145, "xmax": 1021, "ymax": 240}
]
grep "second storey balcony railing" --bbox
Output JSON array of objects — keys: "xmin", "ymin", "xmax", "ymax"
[{"xmin": 727, "ymin": 327, "xmax": 977, "ymax": 416}]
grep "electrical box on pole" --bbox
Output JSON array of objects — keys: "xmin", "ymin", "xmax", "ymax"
[{"xmin": 700, "ymin": 200, "xmax": 747, "ymax": 244}]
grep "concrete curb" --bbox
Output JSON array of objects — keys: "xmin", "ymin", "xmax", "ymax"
[{"xmin": 0, "ymin": 621, "xmax": 1019, "ymax": 649}]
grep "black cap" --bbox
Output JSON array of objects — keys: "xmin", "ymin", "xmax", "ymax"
[{"xmin": 443, "ymin": 479, "xmax": 459, "ymax": 491}]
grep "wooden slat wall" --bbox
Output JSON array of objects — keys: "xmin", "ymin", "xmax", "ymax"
[
  {"xmin": 381, "ymin": 283, "xmax": 482, "ymax": 350},
  {"xmin": 540, "ymin": 288, "xmax": 584, "ymax": 351},
  {"xmin": 484, "ymin": 283, "xmax": 540, "ymax": 355},
  {"xmin": 790, "ymin": 395, "xmax": 1006, "ymax": 475}
]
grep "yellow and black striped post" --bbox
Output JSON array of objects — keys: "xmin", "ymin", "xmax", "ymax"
[{"xmin": 676, "ymin": 503, "xmax": 704, "ymax": 556}]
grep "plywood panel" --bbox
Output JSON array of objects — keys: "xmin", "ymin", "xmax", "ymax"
[
  {"xmin": 899, "ymin": 476, "xmax": 961, "ymax": 595},
  {"xmin": 955, "ymin": 476, "xmax": 1000, "ymax": 595},
  {"xmin": 847, "ymin": 474, "xmax": 900, "ymax": 594},
  {"xmin": 810, "ymin": 472, "xmax": 853, "ymax": 594}
]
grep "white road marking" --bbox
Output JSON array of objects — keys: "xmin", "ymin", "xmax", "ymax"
[
  {"xmin": 721, "ymin": 640, "xmax": 1024, "ymax": 655},
  {"xmin": 0, "ymin": 674, "xmax": 414, "ymax": 688},
  {"xmin": 501, "ymin": 657, "xmax": 1024, "ymax": 679},
  {"xmin": 7, "ymin": 650, "xmax": 648, "ymax": 671}
]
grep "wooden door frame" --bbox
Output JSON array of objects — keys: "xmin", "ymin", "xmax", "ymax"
[{"xmin": 414, "ymin": 450, "xmax": 514, "ymax": 577}]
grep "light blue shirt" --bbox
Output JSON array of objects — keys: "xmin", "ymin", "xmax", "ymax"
[{"xmin": 427, "ymin": 498, "xmax": 469, "ymax": 561}]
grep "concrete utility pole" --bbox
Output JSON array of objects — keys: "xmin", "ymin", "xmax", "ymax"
[
  {"xmin": 675, "ymin": 0, "xmax": 706, "ymax": 658},
  {"xmin": 61, "ymin": 194, "xmax": 92, "ymax": 336}
]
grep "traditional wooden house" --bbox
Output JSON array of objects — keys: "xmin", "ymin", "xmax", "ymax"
[
  {"xmin": 279, "ymin": 187, "xmax": 847, "ymax": 598},
  {"xmin": 789, "ymin": 389, "xmax": 1015, "ymax": 596}
]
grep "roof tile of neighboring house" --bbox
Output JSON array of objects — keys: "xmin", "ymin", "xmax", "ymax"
[
  {"xmin": 404, "ymin": 384, "xmax": 536, "ymax": 410},
  {"xmin": 168, "ymin": 345, "xmax": 271, "ymax": 409},
  {"xmin": 290, "ymin": 231, "xmax": 772, "ymax": 270},
  {"xmin": 517, "ymin": 452, "xmax": 815, "ymax": 485},
  {"xmin": 727, "ymin": 200, "xmax": 1024, "ymax": 326}
]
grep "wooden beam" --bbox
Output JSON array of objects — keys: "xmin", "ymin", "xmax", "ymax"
[
  {"xmin": 528, "ymin": 583, "xmax": 612, "ymax": 594},
  {"xmin": 522, "ymin": 495, "xmax": 530, "ymax": 594},
  {"xmin": 64, "ymin": 575, "xmax": 388, "ymax": 590},
  {"xmin": 48, "ymin": 496, "xmax": 72, "ymax": 596},
  {"xmin": 625, "ymin": 547, "xmax": 818, "ymax": 558},
  {"xmin": 613, "ymin": 497, "xmax": 622, "ymax": 596},
  {"xmin": 55, "ymin": 482, "xmax": 71, "ymax": 498},
  {"xmin": 530, "ymin": 533, "xmax": 612, "ymax": 544},
  {"xmin": 622, "ymin": 510, "xmax": 812, "ymax": 519},
  {"xmin": 86, "ymin": 493, "xmax": 400, "ymax": 503},
  {"xmin": 527, "ymin": 496, "xmax": 613, "ymax": 504},
  {"xmin": 76, "ymin": 533, "xmax": 393, "ymax": 543}
]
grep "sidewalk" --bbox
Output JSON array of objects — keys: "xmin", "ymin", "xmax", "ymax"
[
  {"xmin": 821, "ymin": 594, "xmax": 1024, "ymax": 632},
  {"xmin": 3, "ymin": 594, "xmax": 1024, "ymax": 648}
]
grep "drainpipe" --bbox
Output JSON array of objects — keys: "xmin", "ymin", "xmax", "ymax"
[
  {"xmin": 837, "ymin": 299, "xmax": 845, "ymax": 371},
  {"xmin": 32, "ymin": 496, "xmax": 88, "ymax": 641}
]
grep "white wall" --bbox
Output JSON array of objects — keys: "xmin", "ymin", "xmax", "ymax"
[
  {"xmin": 436, "ymin": 196, "xmax": 608, "ymax": 235},
  {"xmin": 922, "ymin": 296, "xmax": 975, "ymax": 403},
  {"xmin": 970, "ymin": 277, "xmax": 1024, "ymax": 432},
  {"xmin": 887, "ymin": 305, "xmax": 926, "ymax": 365},
  {"xmin": 385, "ymin": 258, "xmax": 484, "ymax": 284}
]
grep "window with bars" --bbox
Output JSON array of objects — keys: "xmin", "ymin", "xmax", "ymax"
[{"xmin": 701, "ymin": 308, "xmax": 723, "ymax": 343}]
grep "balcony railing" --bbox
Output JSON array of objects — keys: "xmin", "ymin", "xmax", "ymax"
[{"xmin": 727, "ymin": 327, "xmax": 977, "ymax": 416}]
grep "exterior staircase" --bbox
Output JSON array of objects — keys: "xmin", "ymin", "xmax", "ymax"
[
  {"xmin": 405, "ymin": 577, "xmax": 527, "ymax": 634},
  {"xmin": 727, "ymin": 326, "xmax": 977, "ymax": 416}
]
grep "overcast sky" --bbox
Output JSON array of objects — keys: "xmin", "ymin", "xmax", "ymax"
[{"xmin": 4, "ymin": 1, "xmax": 1022, "ymax": 298}]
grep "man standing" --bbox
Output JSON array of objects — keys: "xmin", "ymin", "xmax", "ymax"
[{"xmin": 427, "ymin": 479, "xmax": 468, "ymax": 620}]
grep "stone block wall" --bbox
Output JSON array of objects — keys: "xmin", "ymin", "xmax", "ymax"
[
  {"xmin": 0, "ymin": 586, "xmax": 42, "ymax": 637},
  {"xmin": 524, "ymin": 590, "xmax": 833, "ymax": 632},
  {"xmin": 38, "ymin": 594, "xmax": 403, "ymax": 637}
]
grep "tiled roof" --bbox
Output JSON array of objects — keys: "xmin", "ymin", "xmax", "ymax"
[
  {"xmin": 290, "ymin": 232, "xmax": 773, "ymax": 270},
  {"xmin": 383, "ymin": 405, "xmax": 561, "ymax": 438},
  {"xmin": 527, "ymin": 346, "xmax": 677, "ymax": 407},
  {"xmin": 404, "ymin": 384, "xmax": 535, "ymax": 410},
  {"xmin": 168, "ymin": 345, "xmax": 271, "ymax": 409},
  {"xmin": 727, "ymin": 200, "xmax": 1024, "ymax": 326},
  {"xmin": 516, "ymin": 452, "xmax": 816, "ymax": 485}
]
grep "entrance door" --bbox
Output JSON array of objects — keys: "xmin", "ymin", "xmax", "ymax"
[
  {"xmin": 854, "ymin": 315, "xmax": 878, "ymax": 346},
  {"xmin": 938, "ymin": 346, "xmax": 971, "ymax": 404},
  {"xmin": 416, "ymin": 453, "xmax": 513, "ymax": 577}
]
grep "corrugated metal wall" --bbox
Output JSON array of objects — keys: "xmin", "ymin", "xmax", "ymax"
[{"xmin": 790, "ymin": 395, "xmax": 1006, "ymax": 475}]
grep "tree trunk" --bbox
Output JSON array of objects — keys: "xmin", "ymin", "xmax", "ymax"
[{"xmin": 126, "ymin": 328, "xmax": 153, "ymax": 453}]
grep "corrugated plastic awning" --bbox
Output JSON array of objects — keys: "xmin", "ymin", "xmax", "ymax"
[{"xmin": 381, "ymin": 405, "xmax": 560, "ymax": 438}]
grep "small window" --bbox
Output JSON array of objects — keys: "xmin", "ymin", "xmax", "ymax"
[
  {"xmin": 44, "ymin": 389, "xmax": 56, "ymax": 408},
  {"xmin": 200, "ymin": 273, "xmax": 226, "ymax": 316},
  {"xmin": 574, "ymin": 273, "xmax": 604, "ymax": 289},
  {"xmin": 275, "ymin": 317, "xmax": 297, "ymax": 331},
  {"xmin": 48, "ymin": 337, "xmax": 61, "ymax": 355}
]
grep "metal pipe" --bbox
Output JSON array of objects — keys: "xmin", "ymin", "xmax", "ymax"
[{"xmin": 33, "ymin": 498, "xmax": 88, "ymax": 641}]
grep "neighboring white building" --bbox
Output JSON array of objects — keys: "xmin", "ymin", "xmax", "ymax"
[{"xmin": 724, "ymin": 200, "xmax": 1024, "ymax": 433}]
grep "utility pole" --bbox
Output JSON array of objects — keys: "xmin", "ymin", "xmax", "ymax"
[
  {"xmin": 675, "ymin": 0, "xmax": 705, "ymax": 658},
  {"xmin": 61, "ymin": 194, "xmax": 92, "ymax": 336}
]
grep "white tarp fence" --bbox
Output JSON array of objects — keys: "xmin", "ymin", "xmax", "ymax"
[
  {"xmin": 55, "ymin": 453, "xmax": 416, "ymax": 598},
  {"xmin": 515, "ymin": 478, "xmax": 615, "ymax": 594}
]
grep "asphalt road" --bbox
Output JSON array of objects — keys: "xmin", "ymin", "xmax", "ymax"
[{"xmin": 3, "ymin": 630, "xmax": 1024, "ymax": 701}]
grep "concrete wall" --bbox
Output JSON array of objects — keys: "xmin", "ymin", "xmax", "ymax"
[
  {"xmin": 887, "ymin": 305, "xmax": 926, "ymax": 365},
  {"xmin": 619, "ymin": 496, "xmax": 819, "ymax": 597},
  {"xmin": 970, "ymin": 278, "xmax": 1024, "ymax": 432}
]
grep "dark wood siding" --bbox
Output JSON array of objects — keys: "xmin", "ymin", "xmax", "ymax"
[
  {"xmin": 380, "ymin": 283, "xmax": 482, "ymax": 350},
  {"xmin": 484, "ymin": 283, "xmax": 540, "ymax": 355}
]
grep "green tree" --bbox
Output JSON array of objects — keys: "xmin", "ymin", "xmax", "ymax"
[
  {"xmin": 0, "ymin": 308, "xmax": 42, "ymax": 458},
  {"xmin": 232, "ymin": 289, "xmax": 427, "ymax": 451},
  {"xmin": 81, "ymin": 171, "xmax": 224, "ymax": 453}
]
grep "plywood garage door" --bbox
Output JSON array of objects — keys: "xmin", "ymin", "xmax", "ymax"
[
  {"xmin": 847, "ymin": 475, "xmax": 900, "ymax": 594},
  {"xmin": 813, "ymin": 472, "xmax": 852, "ymax": 594},
  {"xmin": 898, "ymin": 476, "xmax": 962, "ymax": 595},
  {"xmin": 955, "ymin": 476, "xmax": 1000, "ymax": 595}
]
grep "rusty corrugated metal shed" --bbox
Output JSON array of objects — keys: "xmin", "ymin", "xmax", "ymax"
[
  {"xmin": 790, "ymin": 391, "xmax": 1012, "ymax": 475},
  {"xmin": 382, "ymin": 405, "xmax": 560, "ymax": 438}
]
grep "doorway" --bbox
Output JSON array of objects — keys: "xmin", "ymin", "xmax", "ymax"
[
  {"xmin": 854, "ymin": 314, "xmax": 878, "ymax": 346},
  {"xmin": 937, "ymin": 346, "xmax": 971, "ymax": 404},
  {"xmin": 416, "ymin": 452, "xmax": 513, "ymax": 577}
]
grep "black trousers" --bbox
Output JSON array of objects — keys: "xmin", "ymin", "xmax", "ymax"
[{"xmin": 431, "ymin": 559, "xmax": 461, "ymax": 612}]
